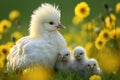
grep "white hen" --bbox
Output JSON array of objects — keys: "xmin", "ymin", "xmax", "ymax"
[{"xmin": 7, "ymin": 3, "xmax": 69, "ymax": 71}]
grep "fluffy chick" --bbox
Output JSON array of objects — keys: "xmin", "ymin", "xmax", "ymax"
[
  {"xmin": 72, "ymin": 46, "xmax": 88, "ymax": 74},
  {"xmin": 7, "ymin": 3, "xmax": 69, "ymax": 71},
  {"xmin": 54, "ymin": 49, "xmax": 71, "ymax": 72},
  {"xmin": 85, "ymin": 58, "xmax": 102, "ymax": 76}
]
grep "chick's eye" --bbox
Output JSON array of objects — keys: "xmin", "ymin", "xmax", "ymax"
[
  {"xmin": 93, "ymin": 64, "xmax": 96, "ymax": 66},
  {"xmin": 58, "ymin": 53, "xmax": 61, "ymax": 57},
  {"xmin": 49, "ymin": 21, "xmax": 54, "ymax": 25},
  {"xmin": 80, "ymin": 52, "xmax": 83, "ymax": 55},
  {"xmin": 65, "ymin": 53, "xmax": 69, "ymax": 56},
  {"xmin": 88, "ymin": 64, "xmax": 90, "ymax": 67}
]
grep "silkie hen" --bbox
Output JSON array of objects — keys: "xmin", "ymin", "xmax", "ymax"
[{"xmin": 7, "ymin": 3, "xmax": 69, "ymax": 71}]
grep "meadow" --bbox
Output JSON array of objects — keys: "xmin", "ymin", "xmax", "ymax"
[{"xmin": 0, "ymin": 0, "xmax": 120, "ymax": 80}]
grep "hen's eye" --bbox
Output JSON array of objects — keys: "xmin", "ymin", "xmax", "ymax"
[{"xmin": 49, "ymin": 21, "xmax": 54, "ymax": 25}]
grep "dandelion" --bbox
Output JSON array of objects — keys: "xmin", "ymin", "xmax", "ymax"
[
  {"xmin": 105, "ymin": 13, "xmax": 116, "ymax": 29},
  {"xmin": 115, "ymin": 2, "xmax": 120, "ymax": 13},
  {"xmin": 11, "ymin": 31, "xmax": 23, "ymax": 42},
  {"xmin": 0, "ymin": 45, "xmax": 10, "ymax": 56},
  {"xmin": 99, "ymin": 29, "xmax": 110, "ymax": 41},
  {"xmin": 9, "ymin": 10, "xmax": 20, "ymax": 21},
  {"xmin": 72, "ymin": 16, "xmax": 84, "ymax": 25},
  {"xmin": 0, "ymin": 19, "xmax": 12, "ymax": 33},
  {"xmin": 89, "ymin": 75, "xmax": 102, "ymax": 80},
  {"xmin": 75, "ymin": 2, "xmax": 90, "ymax": 18},
  {"xmin": 95, "ymin": 37, "xmax": 106, "ymax": 50}
]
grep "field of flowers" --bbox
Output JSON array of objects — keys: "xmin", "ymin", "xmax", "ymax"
[{"xmin": 0, "ymin": 0, "xmax": 120, "ymax": 80}]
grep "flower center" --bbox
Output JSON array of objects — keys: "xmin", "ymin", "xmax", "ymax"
[
  {"xmin": 98, "ymin": 41, "xmax": 103, "ymax": 45},
  {"xmin": 80, "ymin": 7, "xmax": 86, "ymax": 14},
  {"xmin": 2, "ymin": 49, "xmax": 7, "ymax": 54},
  {"xmin": 109, "ymin": 17, "xmax": 113, "ymax": 23},
  {"xmin": 113, "ymin": 34, "xmax": 116, "ymax": 39},
  {"xmin": 3, "ymin": 25, "xmax": 7, "ymax": 30},
  {"xmin": 103, "ymin": 32, "xmax": 109, "ymax": 38}
]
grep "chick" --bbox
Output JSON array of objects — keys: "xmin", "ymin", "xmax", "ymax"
[
  {"xmin": 85, "ymin": 58, "xmax": 102, "ymax": 76},
  {"xmin": 72, "ymin": 46, "xmax": 88, "ymax": 74},
  {"xmin": 54, "ymin": 49, "xmax": 71, "ymax": 72}
]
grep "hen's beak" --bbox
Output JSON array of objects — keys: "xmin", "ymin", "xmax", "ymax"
[{"xmin": 56, "ymin": 24, "xmax": 66, "ymax": 29}]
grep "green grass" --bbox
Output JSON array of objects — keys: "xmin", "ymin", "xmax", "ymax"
[{"xmin": 0, "ymin": 67, "xmax": 120, "ymax": 80}]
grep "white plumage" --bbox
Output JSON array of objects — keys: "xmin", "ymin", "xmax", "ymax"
[
  {"xmin": 7, "ymin": 3, "xmax": 69, "ymax": 71},
  {"xmin": 54, "ymin": 49, "xmax": 71, "ymax": 72},
  {"xmin": 85, "ymin": 58, "xmax": 102, "ymax": 76},
  {"xmin": 72, "ymin": 46, "xmax": 88, "ymax": 74}
]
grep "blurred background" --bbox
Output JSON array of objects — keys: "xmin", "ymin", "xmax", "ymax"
[{"xmin": 0, "ymin": 0, "xmax": 120, "ymax": 75}]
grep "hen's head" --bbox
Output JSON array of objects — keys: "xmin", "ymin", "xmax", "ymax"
[{"xmin": 29, "ymin": 3, "xmax": 64, "ymax": 37}]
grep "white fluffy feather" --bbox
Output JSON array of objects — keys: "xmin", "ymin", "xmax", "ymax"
[{"xmin": 7, "ymin": 3, "xmax": 68, "ymax": 71}]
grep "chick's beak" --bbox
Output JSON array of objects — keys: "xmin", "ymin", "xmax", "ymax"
[
  {"xmin": 56, "ymin": 24, "xmax": 66, "ymax": 29},
  {"xmin": 75, "ymin": 55, "xmax": 81, "ymax": 59},
  {"xmin": 90, "ymin": 66, "xmax": 94, "ymax": 69}
]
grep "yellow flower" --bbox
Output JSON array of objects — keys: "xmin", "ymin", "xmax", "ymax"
[
  {"xmin": 9, "ymin": 10, "xmax": 20, "ymax": 21},
  {"xmin": 115, "ymin": 2, "xmax": 120, "ymax": 13},
  {"xmin": 89, "ymin": 75, "xmax": 102, "ymax": 80},
  {"xmin": 110, "ymin": 28, "xmax": 120, "ymax": 39},
  {"xmin": 0, "ymin": 19, "xmax": 12, "ymax": 33},
  {"xmin": 87, "ymin": 22, "xmax": 96, "ymax": 31},
  {"xmin": 105, "ymin": 13, "xmax": 116, "ymax": 29},
  {"xmin": 11, "ymin": 31, "xmax": 23, "ymax": 41},
  {"xmin": 110, "ymin": 29, "xmax": 117, "ymax": 39},
  {"xmin": 95, "ymin": 53, "xmax": 119, "ymax": 73},
  {"xmin": 6, "ymin": 41, "xmax": 14, "ymax": 48},
  {"xmin": 72, "ymin": 16, "xmax": 84, "ymax": 25},
  {"xmin": 99, "ymin": 29, "xmax": 110, "ymax": 41},
  {"xmin": 0, "ymin": 51, "xmax": 5, "ymax": 61},
  {"xmin": 22, "ymin": 66, "xmax": 54, "ymax": 80},
  {"xmin": 95, "ymin": 37, "xmax": 106, "ymax": 50},
  {"xmin": 0, "ymin": 44, "xmax": 10, "ymax": 56},
  {"xmin": 85, "ymin": 42, "xmax": 93, "ymax": 57},
  {"xmin": 0, "ymin": 61, "xmax": 4, "ymax": 68},
  {"xmin": 75, "ymin": 2, "xmax": 90, "ymax": 18}
]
